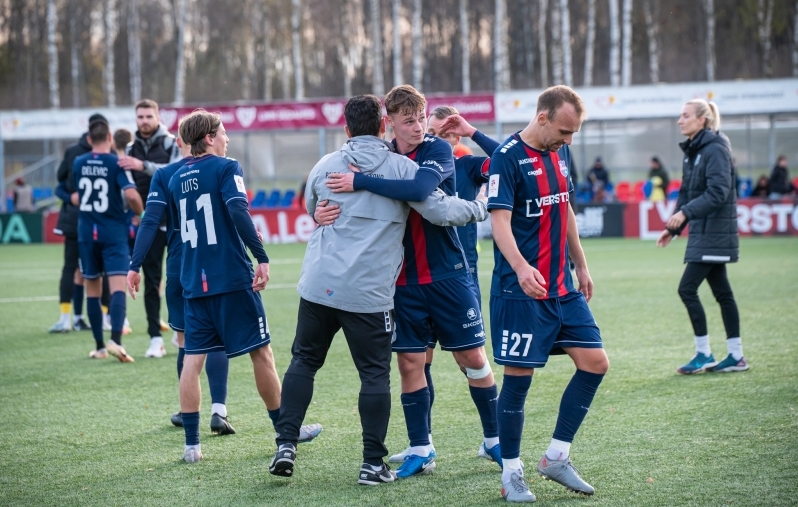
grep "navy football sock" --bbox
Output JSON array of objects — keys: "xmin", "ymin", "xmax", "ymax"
[
  {"xmin": 470, "ymin": 384, "xmax": 500, "ymax": 439},
  {"xmin": 268, "ymin": 408, "xmax": 281, "ymax": 431},
  {"xmin": 552, "ymin": 369, "xmax": 604, "ymax": 443},
  {"xmin": 73, "ymin": 284, "xmax": 84, "ymax": 316},
  {"xmin": 86, "ymin": 297, "xmax": 104, "ymax": 349},
  {"xmin": 182, "ymin": 411, "xmax": 200, "ymax": 446},
  {"xmin": 109, "ymin": 291, "xmax": 126, "ymax": 345},
  {"xmin": 401, "ymin": 387, "xmax": 431, "ymax": 447},
  {"xmin": 498, "ymin": 375, "xmax": 532, "ymax": 460},
  {"xmin": 177, "ymin": 347, "xmax": 185, "ymax": 379},
  {"xmin": 424, "ymin": 363, "xmax": 434, "ymax": 433},
  {"xmin": 206, "ymin": 351, "xmax": 229, "ymax": 405}
]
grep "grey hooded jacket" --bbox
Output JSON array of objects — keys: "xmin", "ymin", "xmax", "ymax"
[{"xmin": 297, "ymin": 135, "xmax": 488, "ymax": 313}]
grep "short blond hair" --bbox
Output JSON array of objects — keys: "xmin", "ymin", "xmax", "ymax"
[
  {"xmin": 384, "ymin": 85, "xmax": 426, "ymax": 116},
  {"xmin": 429, "ymin": 105, "xmax": 459, "ymax": 121},
  {"xmin": 686, "ymin": 99, "xmax": 721, "ymax": 131}
]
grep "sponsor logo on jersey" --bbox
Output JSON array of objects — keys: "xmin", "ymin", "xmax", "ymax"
[
  {"xmin": 148, "ymin": 191, "xmax": 159, "ymax": 198},
  {"xmin": 558, "ymin": 160, "xmax": 569, "ymax": 177},
  {"xmin": 234, "ymin": 174, "xmax": 246, "ymax": 193},
  {"xmin": 421, "ymin": 159, "xmax": 444, "ymax": 172},
  {"xmin": 467, "ymin": 308, "xmax": 478, "ymax": 320},
  {"xmin": 525, "ymin": 191, "xmax": 570, "ymax": 217},
  {"xmin": 488, "ymin": 174, "xmax": 500, "ymax": 197},
  {"xmin": 527, "ymin": 168, "xmax": 543, "ymax": 176},
  {"xmin": 326, "ymin": 289, "xmax": 334, "ymax": 296},
  {"xmin": 518, "ymin": 157, "xmax": 538, "ymax": 165}
]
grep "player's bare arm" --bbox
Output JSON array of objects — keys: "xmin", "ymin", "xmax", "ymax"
[
  {"xmin": 491, "ymin": 209, "xmax": 547, "ymax": 299},
  {"xmin": 127, "ymin": 271, "xmax": 141, "ymax": 299},
  {"xmin": 566, "ymin": 205, "xmax": 594, "ymax": 302},
  {"xmin": 124, "ymin": 187, "xmax": 144, "ymax": 215},
  {"xmin": 253, "ymin": 263, "xmax": 270, "ymax": 291}
]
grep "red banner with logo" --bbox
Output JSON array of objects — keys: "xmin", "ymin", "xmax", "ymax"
[{"xmin": 426, "ymin": 94, "xmax": 496, "ymax": 123}]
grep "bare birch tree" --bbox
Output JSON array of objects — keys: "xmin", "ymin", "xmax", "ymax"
[
  {"xmin": 522, "ymin": 0, "xmax": 535, "ymax": 88},
  {"xmin": 794, "ymin": 1, "xmax": 798, "ymax": 76},
  {"xmin": 263, "ymin": 8, "xmax": 273, "ymax": 101},
  {"xmin": 757, "ymin": 0, "xmax": 774, "ymax": 77},
  {"xmin": 551, "ymin": 5, "xmax": 563, "ymax": 85},
  {"xmin": 559, "ymin": 0, "xmax": 572, "ymax": 86},
  {"xmin": 47, "ymin": 0, "xmax": 59, "ymax": 108},
  {"xmin": 173, "ymin": 0, "xmax": 187, "ymax": 105},
  {"xmin": 412, "ymin": 0, "xmax": 423, "ymax": 89},
  {"xmin": 70, "ymin": 12, "xmax": 80, "ymax": 107},
  {"xmin": 609, "ymin": 0, "xmax": 620, "ymax": 87},
  {"xmin": 494, "ymin": 0, "xmax": 510, "ymax": 91},
  {"xmin": 459, "ymin": 0, "xmax": 470, "ymax": 92},
  {"xmin": 370, "ymin": 0, "xmax": 384, "ymax": 95},
  {"xmin": 128, "ymin": 0, "xmax": 142, "ymax": 103},
  {"xmin": 103, "ymin": 0, "xmax": 116, "ymax": 106},
  {"xmin": 621, "ymin": 0, "xmax": 632, "ymax": 86},
  {"xmin": 643, "ymin": 0, "xmax": 659, "ymax": 83},
  {"xmin": 583, "ymin": 0, "xmax": 596, "ymax": 86},
  {"xmin": 291, "ymin": 0, "xmax": 304, "ymax": 99},
  {"xmin": 392, "ymin": 0, "xmax": 403, "ymax": 86},
  {"xmin": 337, "ymin": 0, "xmax": 366, "ymax": 97},
  {"xmin": 702, "ymin": 0, "xmax": 716, "ymax": 81},
  {"xmin": 538, "ymin": 0, "xmax": 549, "ymax": 87}
]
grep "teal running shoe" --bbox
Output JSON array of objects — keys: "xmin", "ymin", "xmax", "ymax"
[
  {"xmin": 396, "ymin": 452, "xmax": 436, "ymax": 478},
  {"xmin": 707, "ymin": 354, "xmax": 749, "ymax": 373},
  {"xmin": 677, "ymin": 352, "xmax": 717, "ymax": 375}
]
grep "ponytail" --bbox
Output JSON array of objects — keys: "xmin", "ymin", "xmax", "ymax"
[
  {"xmin": 706, "ymin": 101, "xmax": 721, "ymax": 131},
  {"xmin": 686, "ymin": 98, "xmax": 721, "ymax": 132}
]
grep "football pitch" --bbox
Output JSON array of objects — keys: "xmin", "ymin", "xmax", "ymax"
[{"xmin": 0, "ymin": 237, "xmax": 795, "ymax": 506}]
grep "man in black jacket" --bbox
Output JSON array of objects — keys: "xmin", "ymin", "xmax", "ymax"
[
  {"xmin": 49, "ymin": 113, "xmax": 107, "ymax": 333},
  {"xmin": 768, "ymin": 156, "xmax": 793, "ymax": 198},
  {"xmin": 118, "ymin": 99, "xmax": 181, "ymax": 358}
]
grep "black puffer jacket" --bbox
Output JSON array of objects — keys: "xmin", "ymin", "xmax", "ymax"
[
  {"xmin": 674, "ymin": 128, "xmax": 738, "ymax": 263},
  {"xmin": 54, "ymin": 133, "xmax": 92, "ymax": 236}
]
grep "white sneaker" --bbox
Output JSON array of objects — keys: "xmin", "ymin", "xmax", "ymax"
[
  {"xmin": 145, "ymin": 337, "xmax": 166, "ymax": 358},
  {"xmin": 183, "ymin": 446, "xmax": 202, "ymax": 463}
]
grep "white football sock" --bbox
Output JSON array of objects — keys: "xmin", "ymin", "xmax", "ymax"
[
  {"xmin": 484, "ymin": 436, "xmax": 500, "ymax": 449},
  {"xmin": 185, "ymin": 443, "xmax": 201, "ymax": 452},
  {"xmin": 211, "ymin": 403, "xmax": 227, "ymax": 418},
  {"xmin": 727, "ymin": 337, "xmax": 743, "ymax": 360},
  {"xmin": 408, "ymin": 445, "xmax": 432, "ymax": 457},
  {"xmin": 73, "ymin": 314, "xmax": 84, "ymax": 322},
  {"xmin": 545, "ymin": 438, "xmax": 571, "ymax": 460},
  {"xmin": 502, "ymin": 458, "xmax": 523, "ymax": 482},
  {"xmin": 694, "ymin": 335, "xmax": 711, "ymax": 356},
  {"xmin": 60, "ymin": 312, "xmax": 70, "ymax": 325}
]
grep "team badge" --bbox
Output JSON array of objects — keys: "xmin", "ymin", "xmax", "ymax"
[
  {"xmin": 488, "ymin": 174, "xmax": 500, "ymax": 197},
  {"xmin": 467, "ymin": 308, "xmax": 478, "ymax": 321},
  {"xmin": 558, "ymin": 160, "xmax": 569, "ymax": 177}
]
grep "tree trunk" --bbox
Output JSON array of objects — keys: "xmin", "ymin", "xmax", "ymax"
[
  {"xmin": 609, "ymin": 0, "xmax": 620, "ymax": 87},
  {"xmin": 338, "ymin": 0, "xmax": 365, "ymax": 97},
  {"xmin": 621, "ymin": 0, "xmax": 632, "ymax": 86},
  {"xmin": 583, "ymin": 0, "xmax": 596, "ymax": 86},
  {"xmin": 494, "ymin": 0, "xmax": 510, "ymax": 91},
  {"xmin": 757, "ymin": 0, "xmax": 774, "ymax": 77},
  {"xmin": 47, "ymin": 0, "xmax": 59, "ymax": 108},
  {"xmin": 559, "ymin": 0, "xmax": 572, "ymax": 86},
  {"xmin": 702, "ymin": 0, "xmax": 715, "ymax": 81},
  {"xmin": 370, "ymin": 0, "xmax": 384, "ymax": 95},
  {"xmin": 263, "ymin": 9, "xmax": 273, "ymax": 101},
  {"xmin": 460, "ymin": 0, "xmax": 470, "ymax": 93},
  {"xmin": 793, "ymin": 1, "xmax": 798, "ymax": 76},
  {"xmin": 70, "ymin": 12, "xmax": 81, "ymax": 107},
  {"xmin": 281, "ymin": 53, "xmax": 292, "ymax": 98},
  {"xmin": 104, "ymin": 0, "xmax": 116, "ymax": 106},
  {"xmin": 538, "ymin": 0, "xmax": 549, "ymax": 87},
  {"xmin": 522, "ymin": 0, "xmax": 535, "ymax": 88},
  {"xmin": 128, "ymin": 0, "xmax": 142, "ymax": 103},
  {"xmin": 173, "ymin": 0, "xmax": 187, "ymax": 105},
  {"xmin": 392, "ymin": 0, "xmax": 402, "ymax": 86},
  {"xmin": 643, "ymin": 0, "xmax": 659, "ymax": 83},
  {"xmin": 412, "ymin": 0, "xmax": 423, "ymax": 89},
  {"xmin": 551, "ymin": 5, "xmax": 563, "ymax": 85},
  {"xmin": 243, "ymin": 1, "xmax": 260, "ymax": 101},
  {"xmin": 291, "ymin": 0, "xmax": 304, "ymax": 99}
]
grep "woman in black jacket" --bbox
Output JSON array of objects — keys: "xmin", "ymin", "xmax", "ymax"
[{"xmin": 657, "ymin": 99, "xmax": 748, "ymax": 375}]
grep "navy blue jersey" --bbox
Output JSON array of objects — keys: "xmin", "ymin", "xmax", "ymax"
[
  {"xmin": 73, "ymin": 152, "xmax": 136, "ymax": 243},
  {"xmin": 167, "ymin": 155, "xmax": 255, "ymax": 299},
  {"xmin": 487, "ymin": 134, "xmax": 575, "ymax": 299},
  {"xmin": 146, "ymin": 157, "xmax": 190, "ymax": 277},
  {"xmin": 393, "ymin": 134, "xmax": 469, "ymax": 285},
  {"xmin": 455, "ymin": 154, "xmax": 490, "ymax": 273}
]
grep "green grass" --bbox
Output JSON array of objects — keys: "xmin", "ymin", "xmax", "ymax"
[{"xmin": 0, "ymin": 237, "xmax": 796, "ymax": 506}]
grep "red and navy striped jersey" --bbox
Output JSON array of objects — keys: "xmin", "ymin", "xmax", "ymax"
[
  {"xmin": 455, "ymin": 154, "xmax": 490, "ymax": 274},
  {"xmin": 73, "ymin": 152, "xmax": 136, "ymax": 244},
  {"xmin": 487, "ymin": 133, "xmax": 575, "ymax": 299},
  {"xmin": 166, "ymin": 155, "xmax": 255, "ymax": 298},
  {"xmin": 394, "ymin": 134, "xmax": 469, "ymax": 286}
]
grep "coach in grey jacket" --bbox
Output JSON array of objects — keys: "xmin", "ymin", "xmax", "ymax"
[{"xmin": 270, "ymin": 95, "xmax": 487, "ymax": 484}]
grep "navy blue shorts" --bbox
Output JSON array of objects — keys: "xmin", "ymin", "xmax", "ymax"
[
  {"xmin": 393, "ymin": 274, "xmax": 486, "ymax": 354},
  {"xmin": 490, "ymin": 291, "xmax": 602, "ymax": 369},
  {"xmin": 426, "ymin": 271, "xmax": 482, "ymax": 350},
  {"xmin": 165, "ymin": 275, "xmax": 185, "ymax": 332},
  {"xmin": 78, "ymin": 240, "xmax": 130, "ymax": 279},
  {"xmin": 184, "ymin": 289, "xmax": 270, "ymax": 358}
]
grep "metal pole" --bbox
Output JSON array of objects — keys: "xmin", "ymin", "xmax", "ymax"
[
  {"xmin": 243, "ymin": 132, "xmax": 250, "ymax": 186},
  {"xmin": 746, "ymin": 115, "xmax": 752, "ymax": 175},
  {"xmin": 0, "ymin": 132, "xmax": 5, "ymax": 213},
  {"xmin": 579, "ymin": 122, "xmax": 587, "ymax": 182},
  {"xmin": 768, "ymin": 114, "xmax": 776, "ymax": 169},
  {"xmin": 318, "ymin": 127, "xmax": 326, "ymax": 162},
  {"xmin": 495, "ymin": 121, "xmax": 503, "ymax": 143}
]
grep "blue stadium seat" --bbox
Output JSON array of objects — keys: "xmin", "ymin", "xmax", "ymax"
[
  {"xmin": 667, "ymin": 189, "xmax": 679, "ymax": 200},
  {"xmin": 643, "ymin": 180, "xmax": 653, "ymax": 199},
  {"xmin": 737, "ymin": 177, "xmax": 752, "ymax": 198},
  {"xmin": 250, "ymin": 190, "xmax": 267, "ymax": 208},
  {"xmin": 33, "ymin": 187, "xmax": 53, "ymax": 201},
  {"xmin": 265, "ymin": 189, "xmax": 281, "ymax": 208},
  {"xmin": 280, "ymin": 190, "xmax": 296, "ymax": 207}
]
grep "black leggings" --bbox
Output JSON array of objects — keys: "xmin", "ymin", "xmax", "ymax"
[{"xmin": 678, "ymin": 262, "xmax": 740, "ymax": 338}]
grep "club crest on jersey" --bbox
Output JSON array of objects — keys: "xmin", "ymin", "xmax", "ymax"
[
  {"xmin": 467, "ymin": 308, "xmax": 478, "ymax": 321},
  {"xmin": 558, "ymin": 160, "xmax": 569, "ymax": 177},
  {"xmin": 488, "ymin": 174, "xmax": 500, "ymax": 197}
]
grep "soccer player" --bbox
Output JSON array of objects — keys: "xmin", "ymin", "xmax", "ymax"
[
  {"xmin": 73, "ymin": 119, "xmax": 143, "ymax": 362},
  {"xmin": 127, "ymin": 135, "xmax": 235, "ymax": 435},
  {"xmin": 487, "ymin": 85, "xmax": 609, "ymax": 502},
  {"xmin": 327, "ymin": 85, "xmax": 500, "ymax": 478},
  {"xmin": 167, "ymin": 109, "xmax": 320, "ymax": 463},
  {"xmin": 268, "ymin": 94, "xmax": 487, "ymax": 485}
]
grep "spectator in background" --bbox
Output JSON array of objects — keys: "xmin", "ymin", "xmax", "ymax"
[
  {"xmin": 12, "ymin": 178, "xmax": 34, "ymax": 212},
  {"xmin": 587, "ymin": 157, "xmax": 610, "ymax": 189},
  {"xmin": 768, "ymin": 155, "xmax": 793, "ymax": 198},
  {"xmin": 752, "ymin": 175, "xmax": 770, "ymax": 198},
  {"xmin": 648, "ymin": 156, "xmax": 670, "ymax": 201}
]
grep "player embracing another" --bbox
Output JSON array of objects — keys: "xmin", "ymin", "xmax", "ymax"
[
  {"xmin": 166, "ymin": 109, "xmax": 320, "ymax": 463},
  {"xmin": 487, "ymin": 85, "xmax": 609, "ymax": 502}
]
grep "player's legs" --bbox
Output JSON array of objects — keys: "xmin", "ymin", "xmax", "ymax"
[
  {"xmin": 51, "ymin": 235, "xmax": 80, "ymax": 332},
  {"xmin": 498, "ymin": 365, "xmax": 536, "ymax": 502},
  {"xmin": 84, "ymin": 277, "xmax": 105, "ymax": 353},
  {"xmin": 72, "ymin": 269, "xmax": 88, "ymax": 329},
  {"xmin": 103, "ymin": 275, "xmax": 134, "ymax": 362},
  {"xmin": 704, "ymin": 264, "xmax": 747, "ymax": 372},
  {"xmin": 180, "ymin": 352, "xmax": 206, "ymax": 462},
  {"xmin": 425, "ymin": 346, "xmax": 434, "ymax": 436},
  {"xmin": 677, "ymin": 262, "xmax": 717, "ymax": 373},
  {"xmin": 251, "ymin": 344, "xmax": 281, "ymax": 412},
  {"xmin": 142, "ymin": 229, "xmax": 167, "ymax": 349},
  {"xmin": 451, "ymin": 346, "xmax": 500, "ymax": 464}
]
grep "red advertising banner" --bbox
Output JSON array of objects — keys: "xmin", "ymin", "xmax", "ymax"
[
  {"xmin": 426, "ymin": 94, "xmax": 496, "ymax": 123},
  {"xmin": 44, "ymin": 211, "xmax": 64, "ymax": 244},
  {"xmin": 250, "ymin": 208, "xmax": 316, "ymax": 244},
  {"xmin": 624, "ymin": 198, "xmax": 798, "ymax": 239}
]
